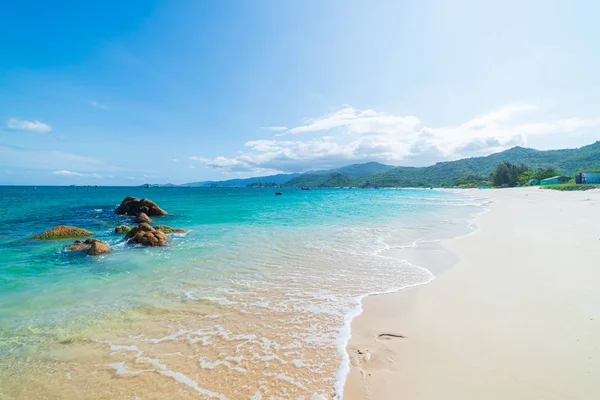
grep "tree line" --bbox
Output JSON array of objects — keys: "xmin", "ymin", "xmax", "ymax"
[{"xmin": 491, "ymin": 162, "xmax": 559, "ymax": 187}]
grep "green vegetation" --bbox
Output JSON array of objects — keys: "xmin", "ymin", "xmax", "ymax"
[
  {"xmin": 184, "ymin": 141, "xmax": 600, "ymax": 188},
  {"xmin": 517, "ymin": 167, "xmax": 558, "ymax": 186},
  {"xmin": 285, "ymin": 173, "xmax": 345, "ymax": 187},
  {"xmin": 335, "ymin": 162, "xmax": 395, "ymax": 177},
  {"xmin": 491, "ymin": 162, "xmax": 529, "ymax": 187},
  {"xmin": 285, "ymin": 141, "xmax": 600, "ymax": 188},
  {"xmin": 541, "ymin": 184, "xmax": 600, "ymax": 191}
]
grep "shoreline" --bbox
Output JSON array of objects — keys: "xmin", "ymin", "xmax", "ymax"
[
  {"xmin": 335, "ymin": 190, "xmax": 488, "ymax": 398},
  {"xmin": 343, "ymin": 188, "xmax": 600, "ymax": 399}
]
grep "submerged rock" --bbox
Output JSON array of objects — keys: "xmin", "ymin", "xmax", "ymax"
[
  {"xmin": 153, "ymin": 225, "xmax": 188, "ymax": 234},
  {"xmin": 134, "ymin": 212, "xmax": 152, "ymax": 223},
  {"xmin": 114, "ymin": 225, "xmax": 132, "ymax": 234},
  {"xmin": 125, "ymin": 223, "xmax": 168, "ymax": 247},
  {"xmin": 66, "ymin": 238, "xmax": 112, "ymax": 256},
  {"xmin": 116, "ymin": 197, "xmax": 167, "ymax": 217},
  {"xmin": 29, "ymin": 225, "xmax": 93, "ymax": 240}
]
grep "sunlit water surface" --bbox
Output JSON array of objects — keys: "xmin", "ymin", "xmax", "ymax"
[{"xmin": 0, "ymin": 186, "xmax": 487, "ymax": 399}]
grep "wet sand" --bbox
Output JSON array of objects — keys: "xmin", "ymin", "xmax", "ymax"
[{"xmin": 344, "ymin": 188, "xmax": 600, "ymax": 399}]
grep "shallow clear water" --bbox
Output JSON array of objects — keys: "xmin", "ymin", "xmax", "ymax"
[{"xmin": 0, "ymin": 186, "xmax": 486, "ymax": 399}]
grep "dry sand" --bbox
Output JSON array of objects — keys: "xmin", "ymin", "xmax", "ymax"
[{"xmin": 344, "ymin": 188, "xmax": 600, "ymax": 400}]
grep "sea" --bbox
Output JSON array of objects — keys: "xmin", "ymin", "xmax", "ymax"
[{"xmin": 0, "ymin": 186, "xmax": 488, "ymax": 399}]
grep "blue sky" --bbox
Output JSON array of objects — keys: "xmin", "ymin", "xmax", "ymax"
[{"xmin": 1, "ymin": 0, "xmax": 599, "ymax": 185}]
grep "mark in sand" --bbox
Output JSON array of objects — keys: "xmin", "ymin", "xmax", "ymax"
[{"xmin": 378, "ymin": 333, "xmax": 405, "ymax": 339}]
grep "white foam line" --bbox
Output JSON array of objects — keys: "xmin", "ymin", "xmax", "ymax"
[
  {"xmin": 332, "ymin": 192, "xmax": 491, "ymax": 399},
  {"xmin": 332, "ymin": 272, "xmax": 435, "ymax": 399},
  {"xmin": 140, "ymin": 356, "xmax": 228, "ymax": 400},
  {"xmin": 96, "ymin": 339, "xmax": 227, "ymax": 399},
  {"xmin": 147, "ymin": 329, "xmax": 190, "ymax": 344}
]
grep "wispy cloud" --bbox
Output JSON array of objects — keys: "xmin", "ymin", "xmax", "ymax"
[
  {"xmin": 0, "ymin": 144, "xmax": 116, "ymax": 174},
  {"xmin": 283, "ymin": 105, "xmax": 420, "ymax": 136},
  {"xmin": 52, "ymin": 170, "xmax": 108, "ymax": 179},
  {"xmin": 261, "ymin": 126, "xmax": 288, "ymax": 132},
  {"xmin": 171, "ymin": 158, "xmax": 180, "ymax": 163},
  {"xmin": 6, "ymin": 118, "xmax": 52, "ymax": 133},
  {"xmin": 90, "ymin": 101, "xmax": 109, "ymax": 110},
  {"xmin": 190, "ymin": 104, "xmax": 600, "ymax": 174}
]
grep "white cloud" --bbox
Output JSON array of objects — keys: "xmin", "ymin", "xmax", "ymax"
[
  {"xmin": 6, "ymin": 118, "xmax": 52, "ymax": 133},
  {"xmin": 53, "ymin": 170, "xmax": 107, "ymax": 179},
  {"xmin": 90, "ymin": 101, "xmax": 108, "ymax": 110},
  {"xmin": 171, "ymin": 158, "xmax": 180, "ymax": 163},
  {"xmin": 284, "ymin": 105, "xmax": 420, "ymax": 136},
  {"xmin": 190, "ymin": 104, "xmax": 600, "ymax": 174},
  {"xmin": 261, "ymin": 126, "xmax": 288, "ymax": 132}
]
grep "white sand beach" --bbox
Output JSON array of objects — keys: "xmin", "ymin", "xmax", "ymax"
[{"xmin": 344, "ymin": 188, "xmax": 600, "ymax": 399}]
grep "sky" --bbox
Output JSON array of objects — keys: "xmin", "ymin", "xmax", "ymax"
[{"xmin": 1, "ymin": 0, "xmax": 599, "ymax": 185}]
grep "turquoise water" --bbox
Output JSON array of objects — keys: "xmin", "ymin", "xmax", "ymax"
[{"xmin": 0, "ymin": 186, "xmax": 486, "ymax": 399}]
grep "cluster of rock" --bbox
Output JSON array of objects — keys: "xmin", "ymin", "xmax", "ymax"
[
  {"xmin": 116, "ymin": 196, "xmax": 167, "ymax": 217},
  {"xmin": 115, "ymin": 196, "xmax": 189, "ymax": 247},
  {"xmin": 28, "ymin": 196, "xmax": 187, "ymax": 256},
  {"xmin": 27, "ymin": 225, "xmax": 112, "ymax": 257},
  {"xmin": 112, "ymin": 196, "xmax": 188, "ymax": 247},
  {"xmin": 66, "ymin": 238, "xmax": 112, "ymax": 256},
  {"xmin": 124, "ymin": 223, "xmax": 169, "ymax": 246}
]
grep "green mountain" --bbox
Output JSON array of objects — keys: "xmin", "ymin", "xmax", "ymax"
[
  {"xmin": 337, "ymin": 162, "xmax": 395, "ymax": 177},
  {"xmin": 318, "ymin": 172, "xmax": 357, "ymax": 187},
  {"xmin": 305, "ymin": 161, "xmax": 393, "ymax": 176},
  {"xmin": 184, "ymin": 173, "xmax": 300, "ymax": 187},
  {"xmin": 284, "ymin": 141, "xmax": 600, "ymax": 188},
  {"xmin": 188, "ymin": 162, "xmax": 393, "ymax": 187},
  {"xmin": 180, "ymin": 142, "xmax": 600, "ymax": 188},
  {"xmin": 285, "ymin": 173, "xmax": 343, "ymax": 187}
]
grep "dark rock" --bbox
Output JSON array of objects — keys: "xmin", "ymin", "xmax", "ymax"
[
  {"xmin": 275, "ymin": 192, "xmax": 283, "ymax": 196},
  {"xmin": 115, "ymin": 197, "xmax": 167, "ymax": 217},
  {"xmin": 125, "ymin": 223, "xmax": 168, "ymax": 247},
  {"xmin": 134, "ymin": 212, "xmax": 152, "ymax": 223},
  {"xmin": 66, "ymin": 238, "xmax": 112, "ymax": 256},
  {"xmin": 29, "ymin": 225, "xmax": 93, "ymax": 240},
  {"xmin": 115, "ymin": 196, "xmax": 139, "ymax": 215},
  {"xmin": 114, "ymin": 225, "xmax": 132, "ymax": 234}
]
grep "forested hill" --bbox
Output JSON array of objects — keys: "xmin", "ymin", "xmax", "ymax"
[
  {"xmin": 285, "ymin": 141, "xmax": 600, "ymax": 188},
  {"xmin": 184, "ymin": 173, "xmax": 299, "ymax": 187},
  {"xmin": 184, "ymin": 162, "xmax": 393, "ymax": 187}
]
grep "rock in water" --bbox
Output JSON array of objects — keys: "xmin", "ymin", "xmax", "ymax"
[
  {"xmin": 66, "ymin": 238, "xmax": 112, "ymax": 256},
  {"xmin": 29, "ymin": 225, "xmax": 93, "ymax": 240},
  {"xmin": 115, "ymin": 197, "xmax": 168, "ymax": 216},
  {"xmin": 125, "ymin": 223, "xmax": 168, "ymax": 247},
  {"xmin": 115, "ymin": 196, "xmax": 139, "ymax": 215},
  {"xmin": 153, "ymin": 225, "xmax": 188, "ymax": 234},
  {"xmin": 66, "ymin": 240, "xmax": 88, "ymax": 251},
  {"xmin": 114, "ymin": 225, "xmax": 132, "ymax": 234},
  {"xmin": 88, "ymin": 239, "xmax": 112, "ymax": 256},
  {"xmin": 134, "ymin": 212, "xmax": 152, "ymax": 223},
  {"xmin": 136, "ymin": 198, "xmax": 167, "ymax": 216}
]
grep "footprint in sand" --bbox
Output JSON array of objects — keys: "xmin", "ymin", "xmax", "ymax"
[{"xmin": 377, "ymin": 333, "xmax": 405, "ymax": 340}]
